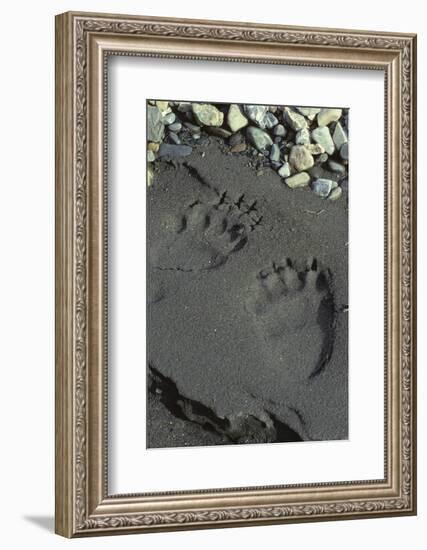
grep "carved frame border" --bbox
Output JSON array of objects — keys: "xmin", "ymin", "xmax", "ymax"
[{"xmin": 55, "ymin": 11, "xmax": 416, "ymax": 538}]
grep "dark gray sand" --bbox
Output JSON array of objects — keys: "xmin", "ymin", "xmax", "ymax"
[{"xmin": 147, "ymin": 139, "xmax": 348, "ymax": 447}]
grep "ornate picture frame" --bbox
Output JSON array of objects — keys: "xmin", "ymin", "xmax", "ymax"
[{"xmin": 55, "ymin": 11, "xmax": 417, "ymax": 537}]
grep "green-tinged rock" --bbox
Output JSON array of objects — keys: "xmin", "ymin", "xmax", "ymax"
[
  {"xmin": 340, "ymin": 142, "xmax": 349, "ymax": 160},
  {"xmin": 289, "ymin": 145, "xmax": 314, "ymax": 172},
  {"xmin": 278, "ymin": 162, "xmax": 291, "ymax": 178},
  {"xmin": 311, "ymin": 178, "xmax": 334, "ymax": 198},
  {"xmin": 246, "ymin": 126, "xmax": 273, "ymax": 151},
  {"xmin": 328, "ymin": 160, "xmax": 346, "ymax": 174},
  {"xmin": 156, "ymin": 101, "xmax": 169, "ymax": 113},
  {"xmin": 147, "ymin": 166, "xmax": 154, "ymax": 186},
  {"xmin": 329, "ymin": 186, "xmax": 343, "ymax": 201},
  {"xmin": 192, "ymin": 103, "xmax": 224, "ymax": 127},
  {"xmin": 296, "ymin": 107, "xmax": 321, "ymax": 120},
  {"xmin": 284, "ymin": 107, "xmax": 308, "ymax": 131},
  {"xmin": 317, "ymin": 108, "xmax": 342, "ymax": 127},
  {"xmin": 311, "ymin": 126, "xmax": 335, "ymax": 155},
  {"xmin": 147, "ymin": 105, "xmax": 165, "ymax": 143},
  {"xmin": 305, "ymin": 143, "xmax": 325, "ymax": 155},
  {"xmin": 244, "ymin": 105, "xmax": 268, "ymax": 128},
  {"xmin": 333, "ymin": 122, "xmax": 348, "ymax": 149},
  {"xmin": 227, "ymin": 104, "xmax": 248, "ymax": 132},
  {"xmin": 285, "ymin": 172, "xmax": 310, "ymax": 188},
  {"xmin": 148, "ymin": 142, "xmax": 160, "ymax": 153},
  {"xmin": 296, "ymin": 128, "xmax": 310, "ymax": 145}
]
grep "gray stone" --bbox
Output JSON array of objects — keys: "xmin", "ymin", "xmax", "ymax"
[
  {"xmin": 333, "ymin": 122, "xmax": 348, "ymax": 150},
  {"xmin": 317, "ymin": 108, "xmax": 342, "ymax": 127},
  {"xmin": 329, "ymin": 187, "xmax": 343, "ymax": 201},
  {"xmin": 229, "ymin": 133, "xmax": 243, "ymax": 147},
  {"xmin": 244, "ymin": 105, "xmax": 268, "ymax": 128},
  {"xmin": 285, "ymin": 172, "xmax": 310, "ymax": 188},
  {"xmin": 328, "ymin": 160, "xmax": 346, "ymax": 174},
  {"xmin": 296, "ymin": 107, "xmax": 321, "ymax": 120},
  {"xmin": 246, "ymin": 126, "xmax": 273, "ymax": 151},
  {"xmin": 227, "ymin": 104, "xmax": 248, "ymax": 133},
  {"xmin": 177, "ymin": 102, "xmax": 192, "ymax": 112},
  {"xmin": 319, "ymin": 153, "xmax": 329, "ymax": 163},
  {"xmin": 295, "ymin": 128, "xmax": 310, "ymax": 145},
  {"xmin": 168, "ymin": 122, "xmax": 182, "ymax": 133},
  {"xmin": 147, "ymin": 105, "xmax": 165, "ymax": 143},
  {"xmin": 192, "ymin": 103, "xmax": 224, "ymax": 127},
  {"xmin": 206, "ymin": 127, "xmax": 232, "ymax": 138},
  {"xmin": 184, "ymin": 122, "xmax": 201, "ymax": 134},
  {"xmin": 169, "ymin": 132, "xmax": 181, "ymax": 145},
  {"xmin": 264, "ymin": 112, "xmax": 279, "ymax": 129},
  {"xmin": 289, "ymin": 145, "xmax": 314, "ymax": 172},
  {"xmin": 274, "ymin": 124, "xmax": 287, "ymax": 137},
  {"xmin": 163, "ymin": 112, "xmax": 176, "ymax": 125},
  {"xmin": 158, "ymin": 143, "xmax": 192, "ymax": 158},
  {"xmin": 312, "ymin": 126, "xmax": 335, "ymax": 155},
  {"xmin": 269, "ymin": 143, "xmax": 280, "ymax": 162},
  {"xmin": 278, "ymin": 162, "xmax": 291, "ymax": 178},
  {"xmin": 340, "ymin": 142, "xmax": 349, "ymax": 160},
  {"xmin": 311, "ymin": 178, "xmax": 334, "ymax": 198},
  {"xmin": 147, "ymin": 150, "xmax": 156, "ymax": 162},
  {"xmin": 284, "ymin": 107, "xmax": 308, "ymax": 131}
]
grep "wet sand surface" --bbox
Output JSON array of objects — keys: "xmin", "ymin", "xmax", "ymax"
[{"xmin": 147, "ymin": 138, "xmax": 348, "ymax": 447}]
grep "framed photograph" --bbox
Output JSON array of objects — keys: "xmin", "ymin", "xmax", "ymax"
[{"xmin": 55, "ymin": 11, "xmax": 417, "ymax": 537}]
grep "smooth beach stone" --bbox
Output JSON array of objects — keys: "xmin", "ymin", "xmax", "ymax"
[
  {"xmin": 296, "ymin": 107, "xmax": 321, "ymax": 120},
  {"xmin": 168, "ymin": 122, "xmax": 182, "ymax": 133},
  {"xmin": 328, "ymin": 159, "xmax": 346, "ymax": 174},
  {"xmin": 229, "ymin": 132, "xmax": 243, "ymax": 147},
  {"xmin": 147, "ymin": 150, "xmax": 156, "ymax": 162},
  {"xmin": 163, "ymin": 112, "xmax": 176, "ymax": 125},
  {"xmin": 329, "ymin": 186, "xmax": 343, "ymax": 201},
  {"xmin": 340, "ymin": 142, "xmax": 349, "ymax": 160},
  {"xmin": 317, "ymin": 108, "xmax": 342, "ymax": 127},
  {"xmin": 289, "ymin": 145, "xmax": 314, "ymax": 172},
  {"xmin": 319, "ymin": 153, "xmax": 329, "ymax": 163},
  {"xmin": 274, "ymin": 124, "xmax": 287, "ymax": 137},
  {"xmin": 169, "ymin": 131, "xmax": 181, "ymax": 145},
  {"xmin": 158, "ymin": 143, "xmax": 193, "ymax": 158},
  {"xmin": 311, "ymin": 178, "xmax": 334, "ymax": 198},
  {"xmin": 285, "ymin": 172, "xmax": 310, "ymax": 188},
  {"xmin": 283, "ymin": 107, "xmax": 308, "ymax": 131},
  {"xmin": 246, "ymin": 126, "xmax": 273, "ymax": 152},
  {"xmin": 264, "ymin": 111, "xmax": 279, "ymax": 129},
  {"xmin": 147, "ymin": 166, "xmax": 154, "ymax": 186},
  {"xmin": 177, "ymin": 102, "xmax": 192, "ymax": 112},
  {"xmin": 304, "ymin": 143, "xmax": 325, "ymax": 155},
  {"xmin": 227, "ymin": 104, "xmax": 248, "ymax": 133},
  {"xmin": 206, "ymin": 127, "xmax": 232, "ymax": 138},
  {"xmin": 148, "ymin": 141, "xmax": 160, "ymax": 153},
  {"xmin": 278, "ymin": 162, "xmax": 291, "ymax": 178},
  {"xmin": 192, "ymin": 103, "xmax": 224, "ymax": 127},
  {"xmin": 269, "ymin": 143, "xmax": 280, "ymax": 162},
  {"xmin": 230, "ymin": 142, "xmax": 247, "ymax": 153},
  {"xmin": 333, "ymin": 122, "xmax": 348, "ymax": 150},
  {"xmin": 147, "ymin": 105, "xmax": 165, "ymax": 143},
  {"xmin": 184, "ymin": 122, "xmax": 201, "ymax": 134},
  {"xmin": 244, "ymin": 105, "xmax": 268, "ymax": 128},
  {"xmin": 295, "ymin": 128, "xmax": 310, "ymax": 145},
  {"xmin": 155, "ymin": 100, "xmax": 169, "ymax": 113},
  {"xmin": 311, "ymin": 126, "xmax": 335, "ymax": 155}
]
